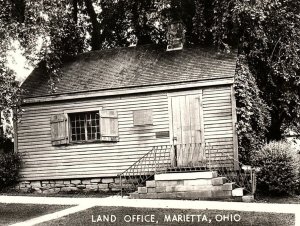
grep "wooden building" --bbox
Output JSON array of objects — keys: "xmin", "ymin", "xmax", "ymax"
[{"xmin": 16, "ymin": 45, "xmax": 238, "ymax": 194}]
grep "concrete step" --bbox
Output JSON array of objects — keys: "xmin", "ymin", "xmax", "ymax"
[
  {"xmin": 212, "ymin": 177, "xmax": 227, "ymax": 185},
  {"xmin": 146, "ymin": 180, "xmax": 156, "ymax": 188},
  {"xmin": 131, "ymin": 189, "xmax": 233, "ymax": 200},
  {"xmin": 154, "ymin": 185, "xmax": 223, "ymax": 193},
  {"xmin": 155, "ymin": 171, "xmax": 218, "ymax": 181},
  {"xmin": 232, "ymin": 188, "xmax": 244, "ymax": 197},
  {"xmin": 222, "ymin": 182, "xmax": 236, "ymax": 191}
]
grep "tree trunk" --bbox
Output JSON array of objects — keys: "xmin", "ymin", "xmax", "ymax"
[
  {"xmin": 84, "ymin": 0, "xmax": 102, "ymax": 50},
  {"xmin": 72, "ymin": 0, "xmax": 78, "ymax": 24},
  {"xmin": 266, "ymin": 112, "xmax": 283, "ymax": 141}
]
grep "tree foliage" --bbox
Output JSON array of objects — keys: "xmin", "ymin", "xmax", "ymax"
[
  {"xmin": 234, "ymin": 56, "xmax": 270, "ymax": 163},
  {"xmin": 0, "ymin": 0, "xmax": 299, "ymax": 155}
]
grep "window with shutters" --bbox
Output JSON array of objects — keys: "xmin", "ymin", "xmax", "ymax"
[
  {"xmin": 69, "ymin": 111, "xmax": 100, "ymax": 142},
  {"xmin": 50, "ymin": 109, "xmax": 119, "ymax": 146}
]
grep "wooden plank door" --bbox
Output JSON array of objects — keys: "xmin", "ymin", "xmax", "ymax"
[{"xmin": 169, "ymin": 91, "xmax": 204, "ymax": 167}]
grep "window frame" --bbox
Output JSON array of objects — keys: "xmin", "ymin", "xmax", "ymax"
[{"xmin": 64, "ymin": 107, "xmax": 102, "ymax": 144}]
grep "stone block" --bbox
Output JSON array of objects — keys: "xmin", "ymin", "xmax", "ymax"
[
  {"xmin": 55, "ymin": 184, "xmax": 65, "ymax": 188},
  {"xmin": 23, "ymin": 181, "xmax": 30, "ymax": 184},
  {"xmin": 77, "ymin": 185, "xmax": 86, "ymax": 189},
  {"xmin": 155, "ymin": 171, "xmax": 218, "ymax": 181},
  {"xmin": 55, "ymin": 180, "xmax": 64, "ymax": 184},
  {"xmin": 41, "ymin": 186, "xmax": 51, "ymax": 190},
  {"xmin": 109, "ymin": 183, "xmax": 134, "ymax": 190},
  {"xmin": 49, "ymin": 180, "xmax": 55, "ymax": 184},
  {"xmin": 212, "ymin": 190, "xmax": 232, "ymax": 197},
  {"xmin": 165, "ymin": 185, "xmax": 217, "ymax": 193},
  {"xmin": 156, "ymin": 180, "xmax": 183, "ymax": 187},
  {"xmin": 54, "ymin": 188, "xmax": 61, "ymax": 192},
  {"xmin": 184, "ymin": 179, "xmax": 212, "ymax": 186},
  {"xmin": 86, "ymin": 185, "xmax": 98, "ymax": 191},
  {"xmin": 71, "ymin": 179, "xmax": 81, "ymax": 185},
  {"xmin": 30, "ymin": 181, "xmax": 41, "ymax": 187},
  {"xmin": 102, "ymin": 178, "xmax": 114, "ymax": 183},
  {"xmin": 156, "ymin": 191, "xmax": 213, "ymax": 200},
  {"xmin": 155, "ymin": 186, "xmax": 166, "ymax": 193},
  {"xmin": 47, "ymin": 189, "xmax": 56, "ymax": 193},
  {"xmin": 232, "ymin": 188, "xmax": 244, "ymax": 197},
  {"xmin": 147, "ymin": 187, "xmax": 156, "ymax": 193},
  {"xmin": 33, "ymin": 189, "xmax": 42, "ymax": 194},
  {"xmin": 32, "ymin": 187, "xmax": 41, "ymax": 192},
  {"xmin": 242, "ymin": 195, "xmax": 254, "ymax": 202},
  {"xmin": 146, "ymin": 180, "xmax": 156, "ymax": 188},
  {"xmin": 82, "ymin": 179, "xmax": 91, "ymax": 185},
  {"xmin": 222, "ymin": 182, "xmax": 236, "ymax": 191},
  {"xmin": 139, "ymin": 193, "xmax": 158, "ymax": 199},
  {"xmin": 63, "ymin": 180, "xmax": 71, "ymax": 185},
  {"xmin": 91, "ymin": 179, "xmax": 101, "ymax": 183},
  {"xmin": 212, "ymin": 177, "xmax": 227, "ymax": 186},
  {"xmin": 61, "ymin": 187, "xmax": 79, "ymax": 192},
  {"xmin": 138, "ymin": 187, "xmax": 147, "ymax": 194},
  {"xmin": 98, "ymin": 184, "xmax": 109, "ymax": 189}
]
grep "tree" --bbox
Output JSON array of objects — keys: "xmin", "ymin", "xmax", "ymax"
[{"xmin": 1, "ymin": 0, "xmax": 299, "ymax": 158}]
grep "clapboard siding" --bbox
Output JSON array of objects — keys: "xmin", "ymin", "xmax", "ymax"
[
  {"xmin": 202, "ymin": 86, "xmax": 235, "ymax": 167},
  {"xmin": 18, "ymin": 92, "xmax": 170, "ymax": 180},
  {"xmin": 18, "ymin": 84, "xmax": 237, "ymax": 181}
]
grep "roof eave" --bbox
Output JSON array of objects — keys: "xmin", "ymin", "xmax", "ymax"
[{"xmin": 22, "ymin": 76, "xmax": 234, "ymax": 105}]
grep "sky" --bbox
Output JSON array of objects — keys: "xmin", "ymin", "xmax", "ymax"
[{"xmin": 7, "ymin": 48, "xmax": 32, "ymax": 83}]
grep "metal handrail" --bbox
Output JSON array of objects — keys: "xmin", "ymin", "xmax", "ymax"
[
  {"xmin": 205, "ymin": 144, "xmax": 256, "ymax": 195},
  {"xmin": 118, "ymin": 143, "xmax": 256, "ymax": 196},
  {"xmin": 118, "ymin": 143, "xmax": 206, "ymax": 195}
]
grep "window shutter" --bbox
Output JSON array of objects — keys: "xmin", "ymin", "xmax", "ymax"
[
  {"xmin": 50, "ymin": 114, "xmax": 68, "ymax": 145},
  {"xmin": 100, "ymin": 110, "xmax": 119, "ymax": 142}
]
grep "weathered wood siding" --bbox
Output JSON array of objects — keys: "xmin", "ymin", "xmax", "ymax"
[
  {"xmin": 17, "ymin": 85, "xmax": 236, "ymax": 181},
  {"xmin": 202, "ymin": 86, "xmax": 235, "ymax": 167}
]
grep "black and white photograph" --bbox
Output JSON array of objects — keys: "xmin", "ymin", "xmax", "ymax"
[{"xmin": 0, "ymin": 0, "xmax": 299, "ymax": 225}]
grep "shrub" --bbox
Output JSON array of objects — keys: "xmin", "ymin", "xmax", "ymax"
[
  {"xmin": 0, "ymin": 152, "xmax": 22, "ymax": 190},
  {"xmin": 251, "ymin": 141, "xmax": 299, "ymax": 195}
]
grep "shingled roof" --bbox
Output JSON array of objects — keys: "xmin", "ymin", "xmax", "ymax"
[{"xmin": 22, "ymin": 45, "xmax": 237, "ymax": 97}]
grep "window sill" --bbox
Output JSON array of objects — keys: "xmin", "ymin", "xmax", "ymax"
[{"xmin": 69, "ymin": 140, "xmax": 102, "ymax": 145}]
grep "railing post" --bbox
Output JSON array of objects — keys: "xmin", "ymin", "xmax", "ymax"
[
  {"xmin": 120, "ymin": 175, "xmax": 123, "ymax": 197},
  {"xmin": 252, "ymin": 170, "xmax": 257, "ymax": 195},
  {"xmin": 208, "ymin": 144, "xmax": 211, "ymax": 171},
  {"xmin": 154, "ymin": 149, "xmax": 157, "ymax": 173}
]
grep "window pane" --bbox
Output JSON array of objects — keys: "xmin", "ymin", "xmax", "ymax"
[{"xmin": 69, "ymin": 111, "xmax": 100, "ymax": 142}]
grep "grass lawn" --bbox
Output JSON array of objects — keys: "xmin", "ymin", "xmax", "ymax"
[
  {"xmin": 0, "ymin": 203, "xmax": 71, "ymax": 226},
  {"xmin": 37, "ymin": 206, "xmax": 295, "ymax": 226}
]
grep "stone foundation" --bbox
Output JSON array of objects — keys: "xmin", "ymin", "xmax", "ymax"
[{"xmin": 15, "ymin": 177, "xmax": 123, "ymax": 194}]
